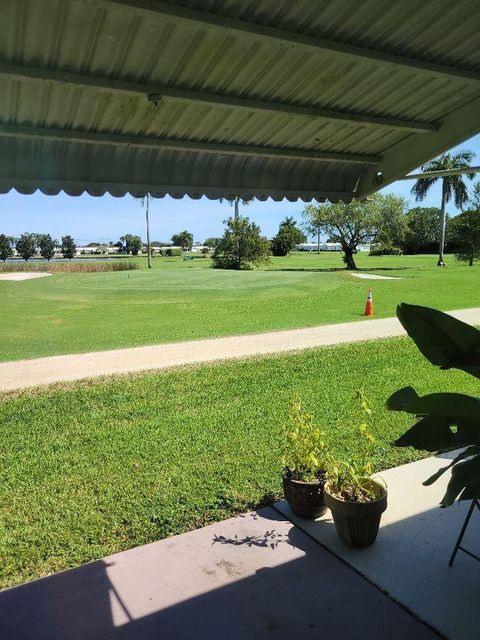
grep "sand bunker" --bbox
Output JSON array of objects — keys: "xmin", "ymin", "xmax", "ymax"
[
  {"xmin": 351, "ymin": 273, "xmax": 402, "ymax": 281},
  {"xmin": 0, "ymin": 272, "xmax": 52, "ymax": 281}
]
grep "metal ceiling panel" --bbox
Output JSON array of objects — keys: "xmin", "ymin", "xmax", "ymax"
[{"xmin": 0, "ymin": 0, "xmax": 478, "ymax": 200}]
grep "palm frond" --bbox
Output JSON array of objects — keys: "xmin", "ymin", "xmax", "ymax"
[
  {"xmin": 411, "ymin": 177, "xmax": 437, "ymax": 201},
  {"xmin": 453, "ymin": 180, "xmax": 470, "ymax": 209},
  {"xmin": 421, "ymin": 154, "xmax": 452, "ymax": 172},
  {"xmin": 453, "ymin": 150, "xmax": 475, "ymax": 166}
]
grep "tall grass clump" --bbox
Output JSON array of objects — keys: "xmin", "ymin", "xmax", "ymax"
[{"xmin": 0, "ymin": 261, "xmax": 138, "ymax": 273}]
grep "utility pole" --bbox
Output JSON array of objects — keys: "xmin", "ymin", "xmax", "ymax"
[
  {"xmin": 145, "ymin": 193, "xmax": 152, "ymax": 269},
  {"xmin": 234, "ymin": 196, "xmax": 239, "ymax": 220}
]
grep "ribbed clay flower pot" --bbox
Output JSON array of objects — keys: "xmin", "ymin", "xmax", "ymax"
[
  {"xmin": 324, "ymin": 480, "xmax": 387, "ymax": 548},
  {"xmin": 283, "ymin": 473, "xmax": 327, "ymax": 519}
]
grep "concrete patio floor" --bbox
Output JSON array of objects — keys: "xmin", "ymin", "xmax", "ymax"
[
  {"xmin": 0, "ymin": 507, "xmax": 438, "ymax": 640},
  {"xmin": 275, "ymin": 451, "xmax": 480, "ymax": 640}
]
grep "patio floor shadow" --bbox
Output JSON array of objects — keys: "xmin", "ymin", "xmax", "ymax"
[{"xmin": 0, "ymin": 508, "xmax": 438, "ymax": 640}]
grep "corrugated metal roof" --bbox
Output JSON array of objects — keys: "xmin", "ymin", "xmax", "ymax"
[{"xmin": 0, "ymin": 0, "xmax": 478, "ymax": 200}]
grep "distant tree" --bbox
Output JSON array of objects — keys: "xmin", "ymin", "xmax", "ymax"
[
  {"xmin": 61, "ymin": 235, "xmax": 76, "ymax": 260},
  {"xmin": 301, "ymin": 205, "xmax": 323, "ymax": 253},
  {"xmin": 39, "ymin": 234, "xmax": 56, "ymax": 261},
  {"xmin": 448, "ymin": 182, "xmax": 480, "ymax": 266},
  {"xmin": 25, "ymin": 233, "xmax": 44, "ymax": 249},
  {"xmin": 171, "ymin": 231, "xmax": 194, "ymax": 251},
  {"xmin": 271, "ymin": 217, "xmax": 306, "ymax": 256},
  {"xmin": 449, "ymin": 209, "xmax": 480, "ymax": 266},
  {"xmin": 402, "ymin": 207, "xmax": 442, "ymax": 254},
  {"xmin": 302, "ymin": 194, "xmax": 405, "ymax": 270},
  {"xmin": 128, "ymin": 235, "xmax": 142, "ymax": 256},
  {"xmin": 120, "ymin": 234, "xmax": 142, "ymax": 255},
  {"xmin": 0, "ymin": 234, "xmax": 14, "ymax": 262},
  {"xmin": 468, "ymin": 180, "xmax": 480, "ymax": 210},
  {"xmin": 411, "ymin": 150, "xmax": 475, "ymax": 266},
  {"xmin": 220, "ymin": 196, "xmax": 252, "ymax": 220},
  {"xmin": 212, "ymin": 216, "xmax": 270, "ymax": 270},
  {"xmin": 204, "ymin": 237, "xmax": 220, "ymax": 249},
  {"xmin": 373, "ymin": 195, "xmax": 408, "ymax": 252},
  {"xmin": 16, "ymin": 233, "xmax": 37, "ymax": 261}
]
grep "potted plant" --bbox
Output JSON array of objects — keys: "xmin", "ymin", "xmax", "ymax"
[
  {"xmin": 282, "ymin": 397, "xmax": 329, "ymax": 518},
  {"xmin": 324, "ymin": 389, "xmax": 387, "ymax": 548}
]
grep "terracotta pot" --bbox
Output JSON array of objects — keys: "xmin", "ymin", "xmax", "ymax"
[
  {"xmin": 283, "ymin": 473, "xmax": 327, "ymax": 519},
  {"xmin": 324, "ymin": 480, "xmax": 387, "ymax": 548}
]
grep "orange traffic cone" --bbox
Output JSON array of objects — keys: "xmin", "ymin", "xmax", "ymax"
[{"xmin": 364, "ymin": 289, "xmax": 374, "ymax": 316}]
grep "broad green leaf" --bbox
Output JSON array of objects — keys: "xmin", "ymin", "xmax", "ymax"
[
  {"xmin": 440, "ymin": 455, "xmax": 480, "ymax": 507},
  {"xmin": 423, "ymin": 446, "xmax": 480, "ymax": 486},
  {"xmin": 397, "ymin": 304, "xmax": 480, "ymax": 378},
  {"xmin": 394, "ymin": 414, "xmax": 456, "ymax": 451}
]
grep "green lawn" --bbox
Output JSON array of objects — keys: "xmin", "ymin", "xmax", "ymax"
[
  {"xmin": 1, "ymin": 252, "xmax": 479, "ymax": 362},
  {"xmin": 1, "ymin": 335, "xmax": 478, "ymax": 589}
]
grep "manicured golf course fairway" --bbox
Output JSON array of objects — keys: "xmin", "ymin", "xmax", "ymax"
[{"xmin": 1, "ymin": 252, "xmax": 479, "ymax": 362}]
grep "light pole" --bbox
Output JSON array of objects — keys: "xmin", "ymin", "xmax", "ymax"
[{"xmin": 145, "ymin": 193, "xmax": 152, "ymax": 269}]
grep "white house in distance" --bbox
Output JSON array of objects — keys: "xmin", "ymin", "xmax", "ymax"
[
  {"xmin": 296, "ymin": 242, "xmax": 371, "ymax": 252},
  {"xmin": 76, "ymin": 245, "xmax": 117, "ymax": 255},
  {"xmin": 296, "ymin": 242, "xmax": 341, "ymax": 251}
]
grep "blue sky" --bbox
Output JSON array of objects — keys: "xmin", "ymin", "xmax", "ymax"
[{"xmin": 1, "ymin": 135, "xmax": 479, "ymax": 245}]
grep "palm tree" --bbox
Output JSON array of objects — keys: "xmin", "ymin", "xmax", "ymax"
[
  {"xmin": 220, "ymin": 196, "xmax": 252, "ymax": 220},
  {"xmin": 135, "ymin": 194, "xmax": 153, "ymax": 268},
  {"xmin": 411, "ymin": 150, "xmax": 475, "ymax": 266}
]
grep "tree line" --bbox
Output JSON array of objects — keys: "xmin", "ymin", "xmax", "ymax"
[
  {"xmin": 208, "ymin": 184, "xmax": 480, "ymax": 271},
  {"xmin": 210, "ymin": 149, "xmax": 479, "ymax": 270},
  {"xmin": 3, "ymin": 150, "xmax": 476, "ymax": 269},
  {"xmin": 302, "ymin": 184, "xmax": 480, "ymax": 270},
  {"xmin": 0, "ymin": 231, "xmax": 198, "ymax": 261},
  {"xmin": 0, "ymin": 233, "xmax": 76, "ymax": 262},
  {"xmin": 115, "ymin": 231, "xmax": 195, "ymax": 255}
]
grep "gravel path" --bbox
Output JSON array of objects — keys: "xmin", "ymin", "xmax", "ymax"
[{"xmin": 1, "ymin": 307, "xmax": 480, "ymax": 392}]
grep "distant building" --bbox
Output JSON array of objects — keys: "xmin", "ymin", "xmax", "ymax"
[
  {"xmin": 296, "ymin": 242, "xmax": 341, "ymax": 252},
  {"xmin": 296, "ymin": 242, "xmax": 371, "ymax": 252},
  {"xmin": 76, "ymin": 245, "xmax": 117, "ymax": 255}
]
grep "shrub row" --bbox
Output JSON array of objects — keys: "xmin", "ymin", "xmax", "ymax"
[{"xmin": 0, "ymin": 261, "xmax": 138, "ymax": 273}]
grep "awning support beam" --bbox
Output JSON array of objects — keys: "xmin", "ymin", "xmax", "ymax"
[
  {"xmin": 399, "ymin": 166, "xmax": 480, "ymax": 180},
  {"xmin": 356, "ymin": 97, "xmax": 480, "ymax": 197},
  {"xmin": 0, "ymin": 62, "xmax": 436, "ymax": 133},
  {"xmin": 85, "ymin": 0, "xmax": 480, "ymax": 85},
  {"xmin": 0, "ymin": 123, "xmax": 381, "ymax": 164}
]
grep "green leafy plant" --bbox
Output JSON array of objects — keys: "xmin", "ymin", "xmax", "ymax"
[
  {"xmin": 326, "ymin": 389, "xmax": 380, "ymax": 502},
  {"xmin": 282, "ymin": 397, "xmax": 328, "ymax": 482},
  {"xmin": 212, "ymin": 216, "xmax": 271, "ymax": 270},
  {"xmin": 388, "ymin": 303, "xmax": 480, "ymax": 507}
]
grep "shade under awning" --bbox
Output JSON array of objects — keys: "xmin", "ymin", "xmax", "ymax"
[{"xmin": 0, "ymin": 0, "xmax": 479, "ymax": 201}]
